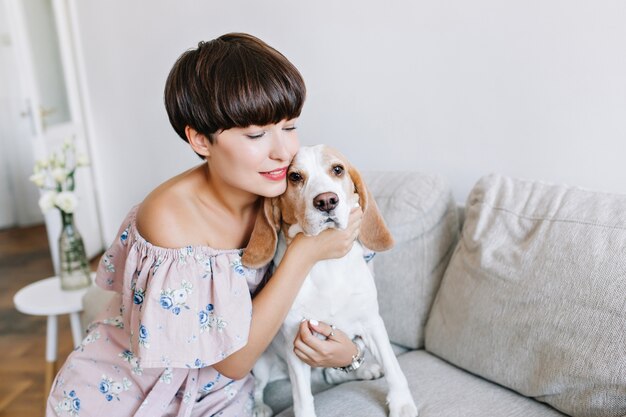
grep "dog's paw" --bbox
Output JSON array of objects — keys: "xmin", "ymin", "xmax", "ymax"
[
  {"xmin": 389, "ymin": 402, "xmax": 419, "ymax": 417},
  {"xmin": 355, "ymin": 362, "xmax": 384, "ymax": 380},
  {"xmin": 253, "ymin": 403, "xmax": 273, "ymax": 417},
  {"xmin": 389, "ymin": 399, "xmax": 419, "ymax": 417},
  {"xmin": 388, "ymin": 390, "xmax": 418, "ymax": 417}
]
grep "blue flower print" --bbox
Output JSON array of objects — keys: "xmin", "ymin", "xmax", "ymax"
[
  {"xmin": 201, "ymin": 373, "xmax": 221, "ymax": 394},
  {"xmin": 199, "ymin": 304, "xmax": 227, "ymax": 333},
  {"xmin": 231, "ymin": 259, "xmax": 246, "ymax": 275},
  {"xmin": 187, "ymin": 358, "xmax": 207, "ymax": 368},
  {"xmin": 160, "ymin": 295, "xmax": 173, "ymax": 309},
  {"xmin": 199, "ymin": 310, "xmax": 208, "ymax": 325},
  {"xmin": 54, "ymin": 389, "xmax": 81, "ymax": 416},
  {"xmin": 231, "ymin": 258, "xmax": 255, "ymax": 277},
  {"xmin": 138, "ymin": 324, "xmax": 149, "ymax": 348},
  {"xmin": 120, "ymin": 226, "xmax": 129, "ymax": 245},
  {"xmin": 159, "ymin": 281, "xmax": 193, "ymax": 315},
  {"xmin": 99, "ymin": 374, "xmax": 132, "ymax": 402},
  {"xmin": 133, "ymin": 287, "xmax": 145, "ymax": 305}
]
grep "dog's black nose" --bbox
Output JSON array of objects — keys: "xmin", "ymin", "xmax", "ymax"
[{"xmin": 313, "ymin": 192, "xmax": 339, "ymax": 213}]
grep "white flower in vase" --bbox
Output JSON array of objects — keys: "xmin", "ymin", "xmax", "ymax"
[
  {"xmin": 55, "ymin": 192, "xmax": 79, "ymax": 214},
  {"xmin": 38, "ymin": 191, "xmax": 58, "ymax": 213},
  {"xmin": 52, "ymin": 167, "xmax": 69, "ymax": 183},
  {"xmin": 30, "ymin": 135, "xmax": 92, "ymax": 290},
  {"xmin": 29, "ymin": 172, "xmax": 47, "ymax": 188}
]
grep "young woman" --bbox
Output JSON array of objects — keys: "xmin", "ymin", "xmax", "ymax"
[{"xmin": 47, "ymin": 33, "xmax": 362, "ymax": 417}]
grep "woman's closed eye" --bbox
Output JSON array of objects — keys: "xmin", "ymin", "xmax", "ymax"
[
  {"xmin": 245, "ymin": 131, "xmax": 266, "ymax": 139},
  {"xmin": 283, "ymin": 125, "xmax": 297, "ymax": 132}
]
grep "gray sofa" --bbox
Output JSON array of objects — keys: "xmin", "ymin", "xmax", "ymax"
[{"xmin": 82, "ymin": 172, "xmax": 626, "ymax": 417}]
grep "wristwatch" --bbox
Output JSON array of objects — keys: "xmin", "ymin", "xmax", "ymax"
[{"xmin": 334, "ymin": 335, "xmax": 365, "ymax": 372}]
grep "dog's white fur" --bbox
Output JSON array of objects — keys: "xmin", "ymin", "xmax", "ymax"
[{"xmin": 242, "ymin": 145, "xmax": 418, "ymax": 417}]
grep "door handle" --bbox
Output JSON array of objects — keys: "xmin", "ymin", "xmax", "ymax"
[{"xmin": 38, "ymin": 106, "xmax": 57, "ymax": 132}]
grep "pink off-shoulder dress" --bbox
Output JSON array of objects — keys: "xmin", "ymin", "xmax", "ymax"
[{"xmin": 47, "ymin": 206, "xmax": 270, "ymax": 417}]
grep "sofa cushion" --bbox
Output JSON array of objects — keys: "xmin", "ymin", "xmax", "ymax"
[
  {"xmin": 275, "ymin": 350, "xmax": 566, "ymax": 417},
  {"xmin": 363, "ymin": 171, "xmax": 459, "ymax": 349},
  {"xmin": 425, "ymin": 174, "xmax": 626, "ymax": 417}
]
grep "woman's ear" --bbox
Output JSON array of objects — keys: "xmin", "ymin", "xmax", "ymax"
[
  {"xmin": 186, "ymin": 126, "xmax": 211, "ymax": 158},
  {"xmin": 242, "ymin": 198, "xmax": 281, "ymax": 268}
]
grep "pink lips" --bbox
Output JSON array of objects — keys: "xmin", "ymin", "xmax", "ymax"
[{"xmin": 260, "ymin": 167, "xmax": 287, "ymax": 181}]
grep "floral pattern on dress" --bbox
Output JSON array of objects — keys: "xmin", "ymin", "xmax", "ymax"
[
  {"xmin": 98, "ymin": 374, "xmax": 132, "ymax": 402},
  {"xmin": 200, "ymin": 373, "xmax": 221, "ymax": 394},
  {"xmin": 178, "ymin": 246, "xmax": 194, "ymax": 264},
  {"xmin": 75, "ymin": 331, "xmax": 100, "ymax": 352},
  {"xmin": 49, "ymin": 205, "xmax": 270, "ymax": 416},
  {"xmin": 120, "ymin": 226, "xmax": 129, "ymax": 245},
  {"xmin": 199, "ymin": 304, "xmax": 227, "ymax": 333},
  {"xmin": 159, "ymin": 367, "xmax": 173, "ymax": 384},
  {"xmin": 187, "ymin": 358, "xmax": 208, "ymax": 369},
  {"xmin": 102, "ymin": 254, "xmax": 115, "ymax": 273},
  {"xmin": 159, "ymin": 281, "xmax": 193, "ymax": 315},
  {"xmin": 138, "ymin": 324, "xmax": 149, "ymax": 348},
  {"xmin": 119, "ymin": 350, "xmax": 143, "ymax": 375},
  {"xmin": 201, "ymin": 257, "xmax": 213, "ymax": 279},
  {"xmin": 54, "ymin": 389, "xmax": 81, "ymax": 416},
  {"xmin": 133, "ymin": 287, "xmax": 145, "ymax": 305},
  {"xmin": 103, "ymin": 315, "xmax": 124, "ymax": 329}
]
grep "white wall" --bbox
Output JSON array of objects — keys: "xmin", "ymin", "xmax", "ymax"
[{"xmin": 71, "ymin": 0, "xmax": 626, "ymax": 245}]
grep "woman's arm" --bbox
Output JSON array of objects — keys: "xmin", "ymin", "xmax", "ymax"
[{"xmin": 213, "ymin": 208, "xmax": 362, "ymax": 380}]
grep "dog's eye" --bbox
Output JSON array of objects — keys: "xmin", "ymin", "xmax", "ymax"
[
  {"xmin": 332, "ymin": 165, "xmax": 344, "ymax": 176},
  {"xmin": 289, "ymin": 172, "xmax": 303, "ymax": 183}
]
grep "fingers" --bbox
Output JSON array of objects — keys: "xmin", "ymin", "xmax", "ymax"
[{"xmin": 307, "ymin": 319, "xmax": 337, "ymax": 340}]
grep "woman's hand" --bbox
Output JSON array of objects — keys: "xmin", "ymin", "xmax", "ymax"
[
  {"xmin": 293, "ymin": 319, "xmax": 357, "ymax": 368},
  {"xmin": 289, "ymin": 207, "xmax": 363, "ymax": 266}
]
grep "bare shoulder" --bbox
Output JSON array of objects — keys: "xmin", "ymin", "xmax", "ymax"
[{"xmin": 136, "ymin": 171, "xmax": 200, "ymax": 249}]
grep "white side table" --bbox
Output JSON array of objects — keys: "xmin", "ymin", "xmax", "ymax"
[{"xmin": 13, "ymin": 274, "xmax": 94, "ymax": 402}]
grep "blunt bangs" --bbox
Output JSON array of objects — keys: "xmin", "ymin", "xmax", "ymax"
[{"xmin": 213, "ymin": 45, "xmax": 306, "ymax": 130}]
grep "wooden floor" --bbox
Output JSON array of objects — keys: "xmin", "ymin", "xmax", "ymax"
[{"xmin": 0, "ymin": 224, "xmax": 98, "ymax": 417}]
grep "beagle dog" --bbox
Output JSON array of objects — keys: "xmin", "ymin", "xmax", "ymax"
[{"xmin": 243, "ymin": 145, "xmax": 418, "ymax": 417}]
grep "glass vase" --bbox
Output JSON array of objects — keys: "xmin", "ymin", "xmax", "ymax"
[{"xmin": 58, "ymin": 211, "xmax": 92, "ymax": 290}]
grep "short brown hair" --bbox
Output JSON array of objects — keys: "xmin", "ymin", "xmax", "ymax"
[{"xmin": 164, "ymin": 33, "xmax": 306, "ymax": 156}]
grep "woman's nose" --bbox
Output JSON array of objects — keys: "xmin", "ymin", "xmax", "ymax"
[{"xmin": 270, "ymin": 131, "xmax": 293, "ymax": 161}]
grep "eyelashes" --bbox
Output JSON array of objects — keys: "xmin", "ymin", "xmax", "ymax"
[{"xmin": 244, "ymin": 125, "xmax": 297, "ymax": 140}]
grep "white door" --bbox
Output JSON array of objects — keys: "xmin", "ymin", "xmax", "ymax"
[
  {"xmin": 0, "ymin": 3, "xmax": 43, "ymax": 229},
  {"xmin": 4, "ymin": 0, "xmax": 103, "ymax": 272}
]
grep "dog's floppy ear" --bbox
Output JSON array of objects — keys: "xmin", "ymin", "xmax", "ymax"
[
  {"xmin": 242, "ymin": 198, "xmax": 280, "ymax": 268},
  {"xmin": 349, "ymin": 165, "xmax": 394, "ymax": 252}
]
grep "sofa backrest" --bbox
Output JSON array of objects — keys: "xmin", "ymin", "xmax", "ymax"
[
  {"xmin": 425, "ymin": 173, "xmax": 626, "ymax": 417},
  {"xmin": 364, "ymin": 171, "xmax": 460, "ymax": 350}
]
